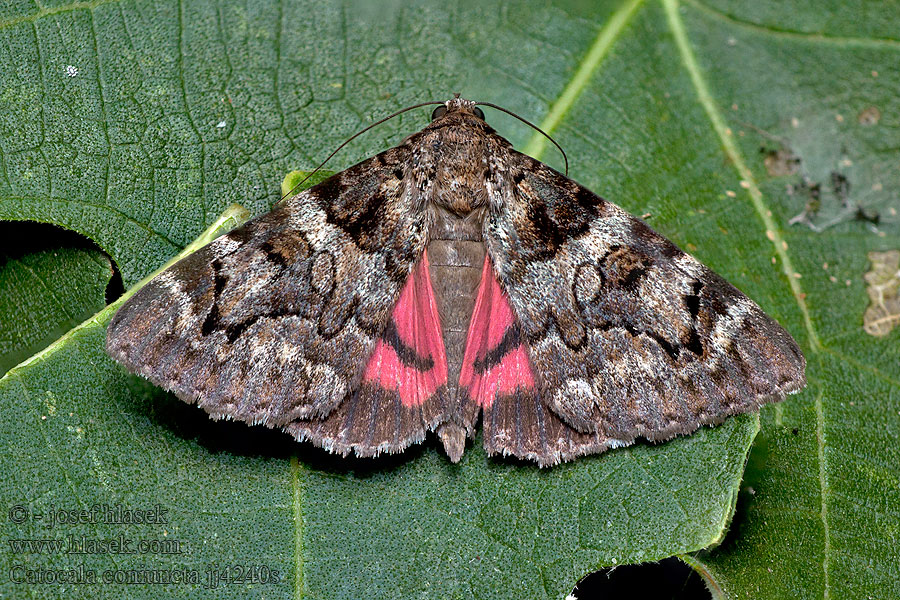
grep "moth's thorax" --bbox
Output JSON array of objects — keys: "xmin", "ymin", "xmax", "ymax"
[
  {"xmin": 420, "ymin": 114, "xmax": 506, "ymax": 217},
  {"xmin": 428, "ymin": 133, "xmax": 489, "ymax": 215}
]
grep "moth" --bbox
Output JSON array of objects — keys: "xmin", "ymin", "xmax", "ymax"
[{"xmin": 106, "ymin": 96, "xmax": 806, "ymax": 467}]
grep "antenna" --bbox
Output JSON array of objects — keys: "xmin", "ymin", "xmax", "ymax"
[
  {"xmin": 281, "ymin": 100, "xmax": 444, "ymax": 200},
  {"xmin": 476, "ymin": 101, "xmax": 568, "ymax": 175}
]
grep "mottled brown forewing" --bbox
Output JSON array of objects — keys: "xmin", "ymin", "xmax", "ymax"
[
  {"xmin": 107, "ymin": 144, "xmax": 446, "ymax": 455},
  {"xmin": 478, "ymin": 151, "xmax": 805, "ymax": 464}
]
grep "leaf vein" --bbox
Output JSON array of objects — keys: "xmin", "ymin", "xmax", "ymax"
[
  {"xmin": 0, "ymin": 0, "xmax": 120, "ymax": 31},
  {"xmin": 290, "ymin": 455, "xmax": 305, "ymax": 600},
  {"xmin": 814, "ymin": 389, "xmax": 831, "ymax": 598},
  {"xmin": 524, "ymin": 0, "xmax": 645, "ymax": 159},
  {"xmin": 686, "ymin": 0, "xmax": 900, "ymax": 48}
]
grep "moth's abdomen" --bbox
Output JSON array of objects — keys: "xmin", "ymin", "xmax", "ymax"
[{"xmin": 426, "ymin": 206, "xmax": 486, "ymax": 393}]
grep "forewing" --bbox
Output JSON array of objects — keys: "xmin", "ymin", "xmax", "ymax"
[
  {"xmin": 106, "ymin": 146, "xmax": 439, "ymax": 451},
  {"xmin": 480, "ymin": 151, "xmax": 806, "ymax": 465}
]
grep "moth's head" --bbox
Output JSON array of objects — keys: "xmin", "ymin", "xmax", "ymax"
[{"xmin": 430, "ymin": 96, "xmax": 486, "ymax": 123}]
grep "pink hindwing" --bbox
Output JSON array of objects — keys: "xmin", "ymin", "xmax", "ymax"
[
  {"xmin": 459, "ymin": 256, "xmax": 536, "ymax": 408},
  {"xmin": 363, "ymin": 250, "xmax": 448, "ymax": 407}
]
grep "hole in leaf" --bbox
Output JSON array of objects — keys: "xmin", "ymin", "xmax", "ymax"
[
  {"xmin": 0, "ymin": 220, "xmax": 98, "ymax": 258},
  {"xmin": 0, "ymin": 221, "xmax": 118, "ymax": 376},
  {"xmin": 0, "ymin": 221, "xmax": 123, "ymax": 303},
  {"xmin": 570, "ymin": 557, "xmax": 711, "ymax": 599}
]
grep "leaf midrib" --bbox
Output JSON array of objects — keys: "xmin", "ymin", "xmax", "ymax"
[{"xmin": 661, "ymin": 1, "xmax": 830, "ymax": 596}]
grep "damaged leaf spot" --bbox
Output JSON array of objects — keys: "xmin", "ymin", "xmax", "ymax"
[
  {"xmin": 857, "ymin": 106, "xmax": 881, "ymax": 126},
  {"xmin": 863, "ymin": 250, "xmax": 900, "ymax": 337},
  {"xmin": 787, "ymin": 176, "xmax": 822, "ymax": 225},
  {"xmin": 831, "ymin": 172, "xmax": 850, "ymax": 201},
  {"xmin": 789, "ymin": 165, "xmax": 882, "ymax": 233},
  {"xmin": 763, "ymin": 148, "xmax": 800, "ymax": 177}
]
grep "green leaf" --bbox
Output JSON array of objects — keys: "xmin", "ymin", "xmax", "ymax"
[
  {"xmin": 1, "ymin": 1, "xmax": 897, "ymax": 599},
  {"xmin": 665, "ymin": 2, "xmax": 900, "ymax": 598},
  {"xmin": 0, "ymin": 224, "xmax": 112, "ymax": 377}
]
